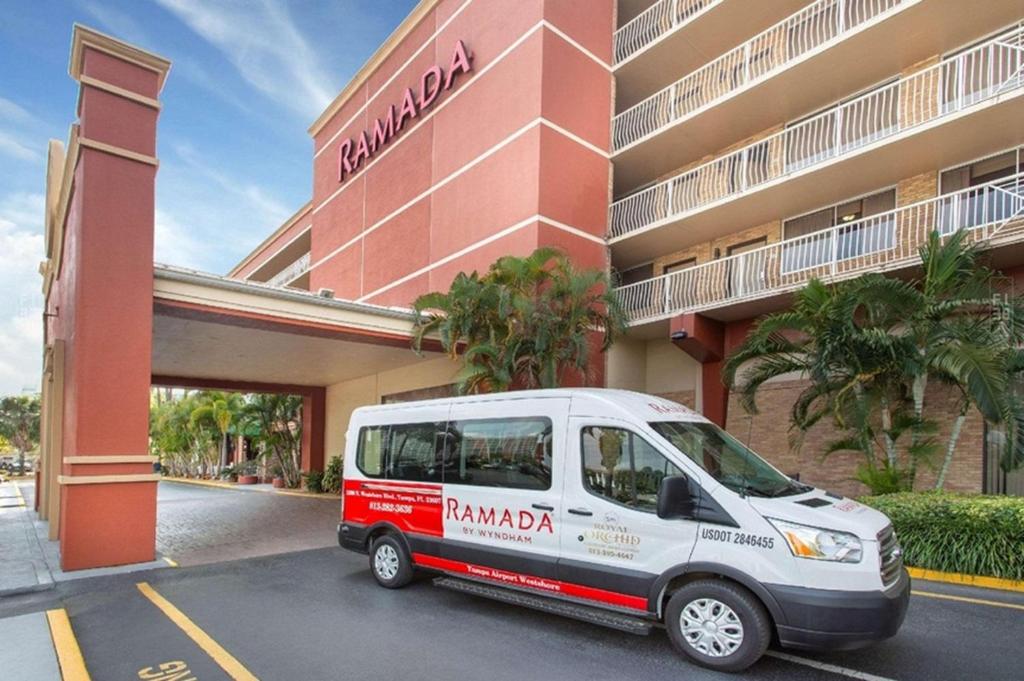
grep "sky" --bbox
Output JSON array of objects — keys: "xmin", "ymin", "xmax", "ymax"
[{"xmin": 0, "ymin": 0, "xmax": 418, "ymax": 395}]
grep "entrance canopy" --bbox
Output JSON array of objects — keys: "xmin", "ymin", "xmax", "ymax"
[{"xmin": 152, "ymin": 265, "xmax": 440, "ymax": 386}]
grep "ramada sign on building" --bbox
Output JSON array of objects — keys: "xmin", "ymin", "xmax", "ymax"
[{"xmin": 337, "ymin": 40, "xmax": 473, "ymax": 182}]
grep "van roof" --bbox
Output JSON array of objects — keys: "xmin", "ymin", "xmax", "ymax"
[{"xmin": 352, "ymin": 388, "xmax": 709, "ymax": 423}]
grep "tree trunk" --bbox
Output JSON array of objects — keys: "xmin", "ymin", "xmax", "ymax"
[
  {"xmin": 909, "ymin": 372, "xmax": 927, "ymax": 483},
  {"xmin": 880, "ymin": 397, "xmax": 897, "ymax": 468},
  {"xmin": 935, "ymin": 405, "xmax": 969, "ymax": 490}
]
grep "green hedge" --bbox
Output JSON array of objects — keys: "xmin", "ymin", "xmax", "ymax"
[{"xmin": 860, "ymin": 492, "xmax": 1024, "ymax": 581}]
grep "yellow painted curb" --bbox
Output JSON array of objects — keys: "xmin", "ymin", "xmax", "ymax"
[
  {"xmin": 46, "ymin": 609, "xmax": 91, "ymax": 681},
  {"xmin": 907, "ymin": 566, "xmax": 1024, "ymax": 593},
  {"xmin": 162, "ymin": 476, "xmax": 340, "ymax": 500}
]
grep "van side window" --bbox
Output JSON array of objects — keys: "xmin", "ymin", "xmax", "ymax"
[
  {"xmin": 387, "ymin": 423, "xmax": 443, "ymax": 482},
  {"xmin": 581, "ymin": 426, "xmax": 683, "ymax": 512},
  {"xmin": 355, "ymin": 423, "xmax": 444, "ymax": 482},
  {"xmin": 445, "ymin": 418, "xmax": 552, "ymax": 490}
]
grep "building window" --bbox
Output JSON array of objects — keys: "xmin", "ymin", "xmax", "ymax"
[
  {"xmin": 618, "ymin": 263, "xmax": 654, "ymax": 285},
  {"xmin": 781, "ymin": 188, "xmax": 896, "ymax": 272},
  {"xmin": 581, "ymin": 426, "xmax": 683, "ymax": 512},
  {"xmin": 445, "ymin": 418, "xmax": 552, "ymax": 490},
  {"xmin": 663, "ymin": 258, "xmax": 697, "ymax": 275},
  {"xmin": 939, "ymin": 148, "xmax": 1022, "ymax": 232}
]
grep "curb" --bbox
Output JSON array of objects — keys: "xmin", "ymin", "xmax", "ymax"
[
  {"xmin": 907, "ymin": 566, "xmax": 1024, "ymax": 593},
  {"xmin": 162, "ymin": 476, "xmax": 341, "ymax": 500}
]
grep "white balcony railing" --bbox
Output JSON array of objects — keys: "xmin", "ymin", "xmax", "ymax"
[
  {"xmin": 610, "ymin": 26, "xmax": 1024, "ymax": 240},
  {"xmin": 266, "ymin": 252, "xmax": 310, "ymax": 287},
  {"xmin": 613, "ymin": 0, "xmax": 906, "ymax": 150},
  {"xmin": 615, "ymin": 174, "xmax": 1024, "ymax": 324},
  {"xmin": 613, "ymin": 0, "xmax": 723, "ymax": 65}
]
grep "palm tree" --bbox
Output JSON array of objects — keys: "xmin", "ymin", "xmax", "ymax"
[
  {"xmin": 190, "ymin": 391, "xmax": 244, "ymax": 470},
  {"xmin": 0, "ymin": 395, "xmax": 41, "ymax": 476},
  {"xmin": 239, "ymin": 394, "xmax": 304, "ymax": 488},
  {"xmin": 721, "ymin": 278, "xmax": 926, "ymax": 493},
  {"xmin": 724, "ymin": 230, "xmax": 1024, "ymax": 493},
  {"xmin": 412, "ymin": 247, "xmax": 626, "ymax": 393}
]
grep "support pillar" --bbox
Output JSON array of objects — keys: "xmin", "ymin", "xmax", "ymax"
[
  {"xmin": 301, "ymin": 387, "xmax": 326, "ymax": 472},
  {"xmin": 670, "ymin": 313, "xmax": 756, "ymax": 428},
  {"xmin": 54, "ymin": 27, "xmax": 171, "ymax": 570}
]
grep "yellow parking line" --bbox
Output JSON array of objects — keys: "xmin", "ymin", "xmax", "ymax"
[
  {"xmin": 136, "ymin": 582, "xmax": 259, "ymax": 681},
  {"xmin": 162, "ymin": 556, "xmax": 179, "ymax": 568},
  {"xmin": 46, "ymin": 609, "xmax": 91, "ymax": 681},
  {"xmin": 912, "ymin": 589, "xmax": 1024, "ymax": 611}
]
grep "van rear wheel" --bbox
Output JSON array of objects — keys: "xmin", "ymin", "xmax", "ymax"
[
  {"xmin": 665, "ymin": 579, "xmax": 770, "ymax": 673},
  {"xmin": 369, "ymin": 535, "xmax": 413, "ymax": 588}
]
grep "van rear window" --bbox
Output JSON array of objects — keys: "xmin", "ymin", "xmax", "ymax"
[{"xmin": 356, "ymin": 422, "xmax": 444, "ymax": 482}]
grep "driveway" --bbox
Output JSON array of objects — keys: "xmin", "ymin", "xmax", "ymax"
[{"xmin": 157, "ymin": 481, "xmax": 340, "ymax": 566}]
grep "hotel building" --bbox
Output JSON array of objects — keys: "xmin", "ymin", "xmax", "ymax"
[{"xmin": 36, "ymin": 0, "xmax": 1024, "ymax": 568}]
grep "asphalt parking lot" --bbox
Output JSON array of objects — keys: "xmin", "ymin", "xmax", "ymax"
[{"xmin": 3, "ymin": 538, "xmax": 1023, "ymax": 680}]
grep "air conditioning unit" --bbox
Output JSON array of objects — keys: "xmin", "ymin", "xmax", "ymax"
[{"xmin": 317, "ymin": 288, "xmax": 335, "ymax": 299}]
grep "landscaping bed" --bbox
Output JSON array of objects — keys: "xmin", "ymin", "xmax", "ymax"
[{"xmin": 861, "ymin": 492, "xmax": 1024, "ymax": 581}]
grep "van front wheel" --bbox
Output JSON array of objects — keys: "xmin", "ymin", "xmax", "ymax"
[
  {"xmin": 369, "ymin": 535, "xmax": 413, "ymax": 588},
  {"xmin": 665, "ymin": 580, "xmax": 770, "ymax": 673}
]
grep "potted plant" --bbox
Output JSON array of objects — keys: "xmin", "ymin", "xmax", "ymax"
[
  {"xmin": 219, "ymin": 463, "xmax": 238, "ymax": 483},
  {"xmin": 236, "ymin": 459, "xmax": 258, "ymax": 485},
  {"xmin": 271, "ymin": 463, "xmax": 286, "ymax": 488}
]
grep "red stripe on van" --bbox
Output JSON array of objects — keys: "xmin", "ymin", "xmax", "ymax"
[
  {"xmin": 343, "ymin": 479, "xmax": 444, "ymax": 537},
  {"xmin": 412, "ymin": 553, "xmax": 649, "ymax": 612}
]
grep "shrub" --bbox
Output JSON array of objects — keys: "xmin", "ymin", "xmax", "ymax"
[
  {"xmin": 304, "ymin": 470, "xmax": 324, "ymax": 494},
  {"xmin": 861, "ymin": 492, "xmax": 1024, "ymax": 580},
  {"xmin": 322, "ymin": 456, "xmax": 343, "ymax": 494}
]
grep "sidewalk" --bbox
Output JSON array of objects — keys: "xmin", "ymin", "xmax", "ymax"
[
  {"xmin": 0, "ymin": 480, "xmax": 53, "ymax": 596},
  {"xmin": 0, "ymin": 481, "xmax": 168, "ymax": 597},
  {"xmin": 0, "ymin": 612, "xmax": 62, "ymax": 680}
]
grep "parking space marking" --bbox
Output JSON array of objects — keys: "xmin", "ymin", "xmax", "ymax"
[
  {"xmin": 911, "ymin": 589, "xmax": 1024, "ymax": 611},
  {"xmin": 766, "ymin": 651, "xmax": 899, "ymax": 681},
  {"xmin": 136, "ymin": 582, "xmax": 259, "ymax": 681},
  {"xmin": 46, "ymin": 608, "xmax": 92, "ymax": 681},
  {"xmin": 163, "ymin": 556, "xmax": 179, "ymax": 568}
]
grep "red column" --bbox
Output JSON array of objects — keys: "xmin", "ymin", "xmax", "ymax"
[
  {"xmin": 301, "ymin": 388, "xmax": 326, "ymax": 472},
  {"xmin": 670, "ymin": 314, "xmax": 756, "ymax": 428},
  {"xmin": 57, "ymin": 27, "xmax": 170, "ymax": 569}
]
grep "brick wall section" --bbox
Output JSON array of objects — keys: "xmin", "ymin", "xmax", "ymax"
[
  {"xmin": 898, "ymin": 55, "xmax": 941, "ymax": 128},
  {"xmin": 897, "ymin": 170, "xmax": 938, "ymax": 205},
  {"xmin": 724, "ymin": 378, "xmax": 985, "ymax": 497}
]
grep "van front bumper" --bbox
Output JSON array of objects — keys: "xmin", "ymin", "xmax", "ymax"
[{"xmin": 767, "ymin": 569, "xmax": 910, "ymax": 652}]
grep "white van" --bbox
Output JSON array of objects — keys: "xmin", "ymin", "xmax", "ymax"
[{"xmin": 339, "ymin": 389, "xmax": 908, "ymax": 672}]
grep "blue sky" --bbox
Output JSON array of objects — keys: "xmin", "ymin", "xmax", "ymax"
[{"xmin": 0, "ymin": 0, "xmax": 417, "ymax": 394}]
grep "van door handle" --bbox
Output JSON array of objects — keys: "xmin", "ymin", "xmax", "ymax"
[
  {"xmin": 568, "ymin": 508, "xmax": 592, "ymax": 516},
  {"xmin": 532, "ymin": 503, "xmax": 554, "ymax": 511}
]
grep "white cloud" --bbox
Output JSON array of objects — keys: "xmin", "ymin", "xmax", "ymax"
[
  {"xmin": 0, "ymin": 97, "xmax": 32, "ymax": 123},
  {"xmin": 80, "ymin": 1, "xmax": 152, "ymax": 47},
  {"xmin": 154, "ymin": 0, "xmax": 336, "ymax": 118},
  {"xmin": 0, "ymin": 129, "xmax": 42, "ymax": 162},
  {"xmin": 0, "ymin": 192, "xmax": 44, "ymax": 395},
  {"xmin": 153, "ymin": 143, "xmax": 295, "ymax": 273}
]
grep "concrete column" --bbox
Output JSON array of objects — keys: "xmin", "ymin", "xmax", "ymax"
[{"xmin": 55, "ymin": 27, "xmax": 171, "ymax": 569}]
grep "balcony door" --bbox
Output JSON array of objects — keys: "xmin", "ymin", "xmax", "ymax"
[
  {"xmin": 939, "ymin": 149, "xmax": 1022, "ymax": 233},
  {"xmin": 725, "ymin": 238, "xmax": 767, "ymax": 299}
]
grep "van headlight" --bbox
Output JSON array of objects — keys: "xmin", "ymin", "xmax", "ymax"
[{"xmin": 767, "ymin": 518, "xmax": 862, "ymax": 563}]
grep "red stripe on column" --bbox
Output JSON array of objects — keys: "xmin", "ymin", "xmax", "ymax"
[{"xmin": 412, "ymin": 553, "xmax": 648, "ymax": 612}]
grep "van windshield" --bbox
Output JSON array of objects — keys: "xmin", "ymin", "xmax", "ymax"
[{"xmin": 650, "ymin": 421, "xmax": 809, "ymax": 498}]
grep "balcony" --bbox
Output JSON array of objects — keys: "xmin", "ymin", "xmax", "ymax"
[
  {"xmin": 267, "ymin": 252, "xmax": 311, "ymax": 288},
  {"xmin": 611, "ymin": 0, "xmax": 1024, "ymax": 194},
  {"xmin": 615, "ymin": 174, "xmax": 1024, "ymax": 325},
  {"xmin": 614, "ymin": 0, "xmax": 808, "ymax": 112},
  {"xmin": 609, "ymin": 27, "xmax": 1024, "ymax": 266}
]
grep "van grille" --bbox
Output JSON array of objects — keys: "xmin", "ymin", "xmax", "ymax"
[{"xmin": 878, "ymin": 525, "xmax": 903, "ymax": 587}]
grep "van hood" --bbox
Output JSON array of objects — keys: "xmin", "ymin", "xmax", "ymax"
[{"xmin": 745, "ymin": 489, "xmax": 891, "ymax": 541}]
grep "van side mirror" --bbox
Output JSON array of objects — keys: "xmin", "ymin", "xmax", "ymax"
[{"xmin": 657, "ymin": 475, "xmax": 695, "ymax": 519}]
